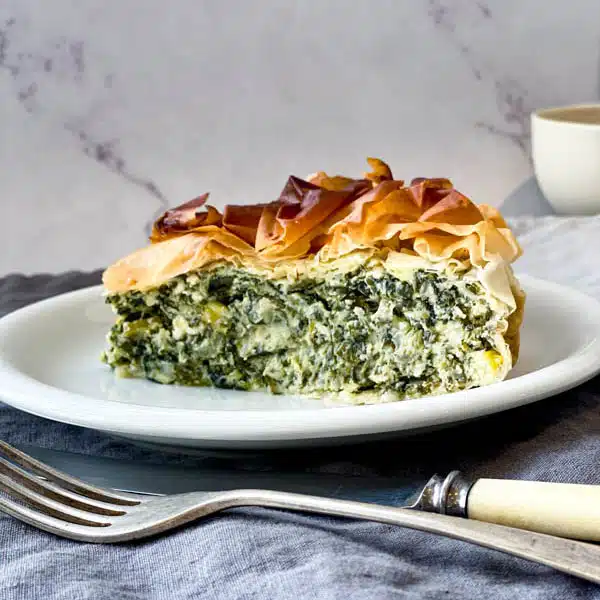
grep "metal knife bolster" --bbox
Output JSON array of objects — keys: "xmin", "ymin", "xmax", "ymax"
[{"xmin": 413, "ymin": 471, "xmax": 475, "ymax": 517}]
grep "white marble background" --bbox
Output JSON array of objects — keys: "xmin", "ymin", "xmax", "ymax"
[{"xmin": 1, "ymin": 0, "xmax": 599, "ymax": 275}]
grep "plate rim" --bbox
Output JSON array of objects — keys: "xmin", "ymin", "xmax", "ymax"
[{"xmin": 1, "ymin": 275, "xmax": 600, "ymax": 443}]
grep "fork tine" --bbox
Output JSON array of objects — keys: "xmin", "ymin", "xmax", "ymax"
[
  {"xmin": 0, "ymin": 475, "xmax": 111, "ymax": 527},
  {"xmin": 0, "ymin": 457, "xmax": 127, "ymax": 516},
  {"xmin": 0, "ymin": 441, "xmax": 139, "ymax": 506},
  {"xmin": 0, "ymin": 493, "xmax": 103, "ymax": 541}
]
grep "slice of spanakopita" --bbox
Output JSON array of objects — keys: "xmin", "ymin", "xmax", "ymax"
[{"xmin": 102, "ymin": 158, "xmax": 524, "ymax": 404}]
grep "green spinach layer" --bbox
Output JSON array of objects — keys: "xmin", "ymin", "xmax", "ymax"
[{"xmin": 103, "ymin": 263, "xmax": 502, "ymax": 399}]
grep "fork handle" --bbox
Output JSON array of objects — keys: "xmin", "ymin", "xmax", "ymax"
[
  {"xmin": 467, "ymin": 478, "xmax": 600, "ymax": 541},
  {"xmin": 214, "ymin": 489, "xmax": 600, "ymax": 584}
]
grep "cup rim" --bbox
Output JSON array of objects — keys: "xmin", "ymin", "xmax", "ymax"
[{"xmin": 532, "ymin": 103, "xmax": 600, "ymax": 128}]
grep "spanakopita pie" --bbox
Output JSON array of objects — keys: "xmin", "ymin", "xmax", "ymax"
[{"xmin": 102, "ymin": 158, "xmax": 524, "ymax": 404}]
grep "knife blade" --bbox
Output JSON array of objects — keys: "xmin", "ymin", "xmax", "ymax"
[{"xmin": 15, "ymin": 444, "xmax": 424, "ymax": 505}]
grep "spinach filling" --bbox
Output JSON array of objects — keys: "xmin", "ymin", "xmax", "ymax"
[{"xmin": 103, "ymin": 264, "xmax": 502, "ymax": 399}]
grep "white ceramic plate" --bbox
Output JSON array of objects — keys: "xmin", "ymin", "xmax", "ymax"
[{"xmin": 1, "ymin": 275, "xmax": 600, "ymax": 449}]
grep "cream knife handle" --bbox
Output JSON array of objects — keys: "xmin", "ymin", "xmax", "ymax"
[{"xmin": 467, "ymin": 479, "xmax": 600, "ymax": 542}]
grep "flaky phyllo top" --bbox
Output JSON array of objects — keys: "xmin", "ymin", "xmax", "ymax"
[{"xmin": 103, "ymin": 158, "xmax": 522, "ymax": 313}]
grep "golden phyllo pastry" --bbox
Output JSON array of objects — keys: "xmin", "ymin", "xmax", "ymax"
[{"xmin": 102, "ymin": 159, "xmax": 524, "ymax": 403}]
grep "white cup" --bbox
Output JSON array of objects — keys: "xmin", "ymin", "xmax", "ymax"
[{"xmin": 531, "ymin": 104, "xmax": 600, "ymax": 215}]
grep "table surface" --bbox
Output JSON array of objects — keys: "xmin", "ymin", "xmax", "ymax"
[{"xmin": 3, "ymin": 207, "xmax": 600, "ymax": 599}]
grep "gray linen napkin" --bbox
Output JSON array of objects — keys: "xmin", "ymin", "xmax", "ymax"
[{"xmin": 2, "ymin": 215, "xmax": 600, "ymax": 599}]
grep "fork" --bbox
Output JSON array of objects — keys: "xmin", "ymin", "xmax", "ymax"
[{"xmin": 2, "ymin": 441, "xmax": 600, "ymax": 585}]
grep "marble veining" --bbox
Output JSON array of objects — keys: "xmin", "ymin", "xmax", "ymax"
[
  {"xmin": 0, "ymin": 19, "xmax": 87, "ymax": 111},
  {"xmin": 0, "ymin": 1, "xmax": 599, "ymax": 276},
  {"xmin": 477, "ymin": 80, "xmax": 531, "ymax": 161},
  {"xmin": 427, "ymin": 0, "xmax": 493, "ymax": 80},
  {"xmin": 66, "ymin": 127, "xmax": 169, "ymax": 235},
  {"xmin": 0, "ymin": 16, "xmax": 169, "ymax": 235},
  {"xmin": 426, "ymin": 1, "xmax": 532, "ymax": 159}
]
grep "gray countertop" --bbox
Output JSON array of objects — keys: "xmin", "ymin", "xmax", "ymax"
[{"xmin": 2, "ymin": 204, "xmax": 600, "ymax": 598}]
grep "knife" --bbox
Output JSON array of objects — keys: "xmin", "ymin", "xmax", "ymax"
[
  {"xmin": 15, "ymin": 444, "xmax": 600, "ymax": 541},
  {"xmin": 15, "ymin": 443, "xmax": 421, "ymax": 504}
]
